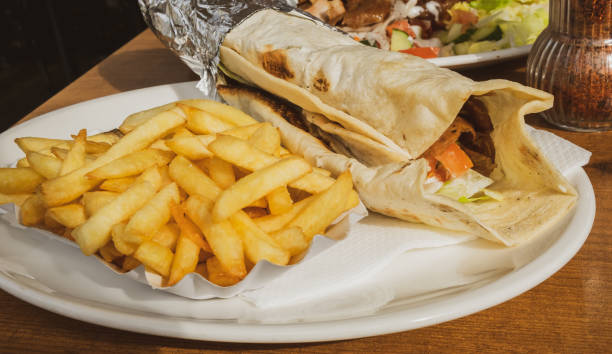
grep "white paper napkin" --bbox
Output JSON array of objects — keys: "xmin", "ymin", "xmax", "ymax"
[{"xmin": 241, "ymin": 126, "xmax": 591, "ymax": 308}]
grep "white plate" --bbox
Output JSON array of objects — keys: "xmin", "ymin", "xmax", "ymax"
[
  {"xmin": 0, "ymin": 82, "xmax": 595, "ymax": 343},
  {"xmin": 429, "ymin": 45, "xmax": 531, "ymax": 69}
]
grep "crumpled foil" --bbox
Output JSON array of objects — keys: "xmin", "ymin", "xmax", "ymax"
[{"xmin": 139, "ymin": 0, "xmax": 310, "ymax": 99}]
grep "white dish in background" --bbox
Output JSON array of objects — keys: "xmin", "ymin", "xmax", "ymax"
[
  {"xmin": 0, "ymin": 82, "xmax": 594, "ymax": 343},
  {"xmin": 429, "ymin": 45, "xmax": 531, "ymax": 69}
]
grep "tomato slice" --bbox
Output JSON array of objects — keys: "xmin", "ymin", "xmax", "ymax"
[
  {"xmin": 399, "ymin": 47, "xmax": 440, "ymax": 59},
  {"xmin": 435, "ymin": 143, "xmax": 473, "ymax": 178},
  {"xmin": 386, "ymin": 20, "xmax": 416, "ymax": 38}
]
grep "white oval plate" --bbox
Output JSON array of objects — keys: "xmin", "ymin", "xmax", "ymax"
[
  {"xmin": 429, "ymin": 45, "xmax": 531, "ymax": 69},
  {"xmin": 0, "ymin": 82, "xmax": 595, "ymax": 343}
]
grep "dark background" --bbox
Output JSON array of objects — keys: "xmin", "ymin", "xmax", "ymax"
[{"xmin": 1, "ymin": 0, "xmax": 147, "ymax": 132}]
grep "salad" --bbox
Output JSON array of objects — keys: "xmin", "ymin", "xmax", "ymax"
[{"xmin": 300, "ymin": 0, "xmax": 549, "ymax": 58}]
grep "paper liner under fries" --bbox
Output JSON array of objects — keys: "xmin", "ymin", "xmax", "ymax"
[{"xmin": 0, "ymin": 201, "xmax": 367, "ymax": 299}]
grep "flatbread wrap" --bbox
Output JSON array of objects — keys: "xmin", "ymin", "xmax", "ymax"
[{"xmin": 217, "ymin": 9, "xmax": 577, "ymax": 246}]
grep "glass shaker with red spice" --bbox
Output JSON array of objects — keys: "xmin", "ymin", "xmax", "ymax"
[{"xmin": 526, "ymin": 0, "xmax": 611, "ymax": 131}]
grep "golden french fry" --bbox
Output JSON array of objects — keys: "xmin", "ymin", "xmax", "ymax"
[
  {"xmin": 270, "ymin": 226, "xmax": 309, "ymax": 256},
  {"xmin": 133, "ymin": 240, "xmax": 174, "ymax": 277},
  {"xmin": 19, "ymin": 194, "xmax": 46, "ymax": 226},
  {"xmin": 220, "ymin": 123, "xmax": 264, "ymax": 139},
  {"xmin": 72, "ymin": 180, "xmax": 159, "ymax": 255},
  {"xmin": 43, "ymin": 211, "xmax": 64, "ymax": 231},
  {"xmin": 86, "ymin": 131, "xmax": 122, "ymax": 145},
  {"xmin": 99, "ymin": 241, "xmax": 123, "ymax": 262},
  {"xmin": 247, "ymin": 123, "xmax": 280, "ymax": 155},
  {"xmin": 248, "ymin": 198, "xmax": 268, "ymax": 209},
  {"xmin": 111, "ymin": 223, "xmax": 137, "ymax": 256},
  {"xmin": 169, "ymin": 202, "xmax": 211, "ymax": 252},
  {"xmin": 208, "ymin": 134, "xmax": 276, "ymax": 170},
  {"xmin": 212, "ymin": 157, "xmax": 311, "ymax": 222},
  {"xmin": 208, "ymin": 135, "xmax": 334, "ymax": 193},
  {"xmin": 0, "ymin": 168, "xmax": 44, "ymax": 194},
  {"xmin": 345, "ymin": 189, "xmax": 360, "ymax": 211},
  {"xmin": 82, "ymin": 191, "xmax": 118, "ymax": 217},
  {"xmin": 0, "ymin": 192, "xmax": 32, "ymax": 206},
  {"xmin": 46, "ymin": 204, "xmax": 87, "ymax": 228},
  {"xmin": 16, "ymin": 158, "xmax": 30, "ymax": 167},
  {"xmin": 181, "ymin": 99, "xmax": 257, "ymax": 127},
  {"xmin": 181, "ymin": 104, "xmax": 235, "ymax": 134},
  {"xmin": 119, "ymin": 102, "xmax": 177, "ymax": 134},
  {"xmin": 253, "ymin": 195, "xmax": 314, "ymax": 233},
  {"xmin": 149, "ymin": 139, "xmax": 172, "ymax": 151},
  {"xmin": 288, "ymin": 171, "xmax": 334, "ymax": 194},
  {"xmin": 168, "ymin": 155, "xmax": 221, "ymax": 201},
  {"xmin": 99, "ymin": 177, "xmax": 135, "ymax": 193},
  {"xmin": 198, "ymin": 156, "xmax": 235, "ymax": 189},
  {"xmin": 151, "ymin": 223, "xmax": 180, "ymax": 251},
  {"xmin": 15, "ymin": 137, "xmax": 66, "ymax": 153},
  {"xmin": 185, "ymin": 195, "xmax": 246, "ymax": 278},
  {"xmin": 168, "ymin": 236, "xmax": 200, "ymax": 286},
  {"xmin": 87, "ymin": 149, "xmax": 174, "ymax": 179},
  {"xmin": 169, "ymin": 127, "xmax": 194, "ymax": 138},
  {"xmin": 26, "ymin": 151, "xmax": 61, "ymax": 179},
  {"xmin": 313, "ymin": 167, "xmax": 331, "ymax": 177},
  {"xmin": 16, "ymin": 136, "xmax": 110, "ymax": 155},
  {"xmin": 165, "ymin": 135, "xmax": 214, "ymax": 160},
  {"xmin": 81, "ymin": 141, "xmax": 111, "ymax": 154},
  {"xmin": 59, "ymin": 129, "xmax": 87, "ymax": 176},
  {"xmin": 206, "ymin": 256, "xmax": 242, "ymax": 287},
  {"xmin": 266, "ymin": 186, "xmax": 293, "ymax": 215},
  {"xmin": 229, "ymin": 211, "xmax": 290, "ymax": 266},
  {"xmin": 50, "ymin": 147, "xmax": 98, "ymax": 162},
  {"xmin": 123, "ymin": 182, "xmax": 180, "ymax": 243},
  {"xmin": 134, "ymin": 165, "xmax": 163, "ymax": 190},
  {"xmin": 122, "ymin": 256, "xmax": 141, "ymax": 271},
  {"xmin": 41, "ymin": 108, "xmax": 184, "ymax": 207},
  {"xmin": 288, "ymin": 171, "xmax": 354, "ymax": 241}
]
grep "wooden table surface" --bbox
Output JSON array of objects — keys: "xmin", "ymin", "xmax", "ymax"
[{"xmin": 2, "ymin": 29, "xmax": 610, "ymax": 353}]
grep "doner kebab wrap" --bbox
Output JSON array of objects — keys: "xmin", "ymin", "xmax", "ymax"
[{"xmin": 214, "ymin": 9, "xmax": 576, "ymax": 246}]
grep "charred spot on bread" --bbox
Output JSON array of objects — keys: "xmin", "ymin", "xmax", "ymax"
[
  {"xmin": 313, "ymin": 71, "xmax": 330, "ymax": 92},
  {"xmin": 259, "ymin": 49, "xmax": 294, "ymax": 80}
]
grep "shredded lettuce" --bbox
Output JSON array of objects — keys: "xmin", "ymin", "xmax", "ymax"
[
  {"xmin": 435, "ymin": 169, "xmax": 494, "ymax": 201},
  {"xmin": 218, "ymin": 63, "xmax": 251, "ymax": 85},
  {"xmin": 458, "ymin": 195, "xmax": 491, "ymax": 203},
  {"xmin": 441, "ymin": 0, "xmax": 548, "ymax": 55}
]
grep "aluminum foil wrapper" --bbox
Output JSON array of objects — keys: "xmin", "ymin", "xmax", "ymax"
[{"xmin": 139, "ymin": 0, "xmax": 329, "ymax": 99}]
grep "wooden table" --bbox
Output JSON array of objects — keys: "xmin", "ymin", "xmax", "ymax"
[{"xmin": 2, "ymin": 29, "xmax": 610, "ymax": 352}]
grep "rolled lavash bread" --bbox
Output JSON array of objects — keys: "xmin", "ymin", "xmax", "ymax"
[{"xmin": 215, "ymin": 10, "xmax": 576, "ymax": 246}]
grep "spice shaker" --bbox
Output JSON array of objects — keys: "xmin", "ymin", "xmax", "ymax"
[{"xmin": 526, "ymin": 0, "xmax": 611, "ymax": 131}]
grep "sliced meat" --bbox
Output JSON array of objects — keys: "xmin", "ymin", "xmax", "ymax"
[
  {"xmin": 341, "ymin": 0, "xmax": 393, "ymax": 28},
  {"xmin": 305, "ymin": 0, "xmax": 346, "ymax": 26},
  {"xmin": 459, "ymin": 97, "xmax": 493, "ymax": 132}
]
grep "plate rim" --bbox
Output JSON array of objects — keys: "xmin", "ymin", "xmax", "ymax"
[
  {"xmin": 0, "ymin": 82, "xmax": 595, "ymax": 343},
  {"xmin": 428, "ymin": 45, "xmax": 531, "ymax": 69}
]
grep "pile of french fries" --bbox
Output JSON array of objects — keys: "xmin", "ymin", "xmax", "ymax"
[{"xmin": 0, "ymin": 99, "xmax": 359, "ymax": 287}]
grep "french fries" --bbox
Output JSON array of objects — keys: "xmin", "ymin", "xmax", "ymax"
[
  {"xmin": 0, "ymin": 168, "xmax": 44, "ymax": 194},
  {"xmin": 2, "ymin": 99, "xmax": 361, "ymax": 288},
  {"xmin": 212, "ymin": 157, "xmax": 311, "ymax": 222},
  {"xmin": 45, "ymin": 204, "xmax": 87, "ymax": 229},
  {"xmin": 185, "ymin": 195, "xmax": 246, "ymax": 278},
  {"xmin": 26, "ymin": 152, "xmax": 62, "ymax": 179},
  {"xmin": 59, "ymin": 129, "xmax": 87, "ymax": 176},
  {"xmin": 41, "ymin": 108, "xmax": 185, "ymax": 207},
  {"xmin": 88, "ymin": 149, "xmax": 174, "ymax": 179},
  {"xmin": 72, "ymin": 180, "xmax": 159, "ymax": 255}
]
